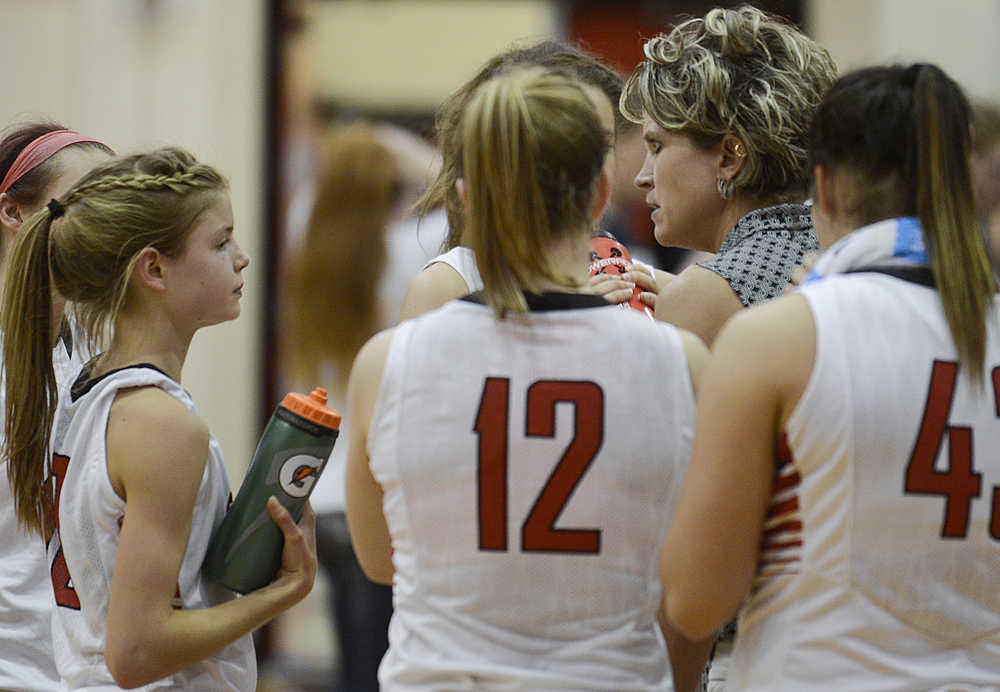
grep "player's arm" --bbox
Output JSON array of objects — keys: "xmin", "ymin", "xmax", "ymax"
[
  {"xmin": 658, "ymin": 609, "xmax": 714, "ymax": 692},
  {"xmin": 660, "ymin": 295, "xmax": 815, "ymax": 641},
  {"xmin": 397, "ymin": 261, "xmax": 470, "ymax": 322},
  {"xmin": 651, "ymin": 327, "xmax": 714, "ymax": 692},
  {"xmin": 654, "ymin": 264, "xmax": 744, "ymax": 346},
  {"xmin": 104, "ymin": 387, "xmax": 316, "ymax": 688},
  {"xmin": 345, "ymin": 328, "xmax": 396, "ymax": 585},
  {"xmin": 678, "ymin": 330, "xmax": 709, "ymax": 398}
]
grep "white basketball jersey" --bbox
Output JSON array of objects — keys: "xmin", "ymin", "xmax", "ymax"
[
  {"xmin": 0, "ymin": 333, "xmax": 88, "ymax": 692},
  {"xmin": 422, "ymin": 246, "xmax": 484, "ymax": 293},
  {"xmin": 49, "ymin": 364, "xmax": 255, "ymax": 691},
  {"xmin": 369, "ymin": 292, "xmax": 695, "ymax": 691},
  {"xmin": 730, "ymin": 273, "xmax": 1000, "ymax": 691}
]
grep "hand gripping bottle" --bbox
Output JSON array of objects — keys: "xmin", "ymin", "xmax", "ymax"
[
  {"xmin": 204, "ymin": 388, "xmax": 340, "ymax": 593},
  {"xmin": 588, "ymin": 230, "xmax": 653, "ymax": 318}
]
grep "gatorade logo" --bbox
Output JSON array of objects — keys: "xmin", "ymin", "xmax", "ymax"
[{"xmin": 278, "ymin": 454, "xmax": 322, "ymax": 498}]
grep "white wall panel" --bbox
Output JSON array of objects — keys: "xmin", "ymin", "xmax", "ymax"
[{"xmin": 0, "ymin": 0, "xmax": 267, "ymax": 483}]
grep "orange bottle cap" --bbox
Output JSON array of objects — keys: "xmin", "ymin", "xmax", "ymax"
[{"xmin": 280, "ymin": 388, "xmax": 342, "ymax": 430}]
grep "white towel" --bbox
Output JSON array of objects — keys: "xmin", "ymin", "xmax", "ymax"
[{"xmin": 806, "ymin": 216, "xmax": 928, "ymax": 283}]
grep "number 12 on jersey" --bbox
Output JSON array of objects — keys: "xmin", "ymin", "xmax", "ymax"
[{"xmin": 474, "ymin": 377, "xmax": 604, "ymax": 554}]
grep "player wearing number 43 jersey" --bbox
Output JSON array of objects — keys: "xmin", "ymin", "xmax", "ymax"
[
  {"xmin": 347, "ymin": 67, "xmax": 709, "ymax": 691},
  {"xmin": 660, "ymin": 63, "xmax": 1000, "ymax": 691}
]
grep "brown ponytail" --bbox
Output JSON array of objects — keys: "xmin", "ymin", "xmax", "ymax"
[
  {"xmin": 2, "ymin": 207, "xmax": 59, "ymax": 534},
  {"xmin": 912, "ymin": 64, "xmax": 996, "ymax": 378},
  {"xmin": 810, "ymin": 63, "xmax": 997, "ymax": 381}
]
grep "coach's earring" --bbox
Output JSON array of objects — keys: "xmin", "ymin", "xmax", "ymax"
[{"xmin": 717, "ymin": 177, "xmax": 734, "ymax": 200}]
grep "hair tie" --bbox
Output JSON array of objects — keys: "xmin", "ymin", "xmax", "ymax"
[{"xmin": 47, "ymin": 198, "xmax": 65, "ymax": 218}]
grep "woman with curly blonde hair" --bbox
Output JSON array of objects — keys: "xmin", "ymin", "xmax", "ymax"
[{"xmin": 621, "ymin": 4, "xmax": 837, "ymax": 345}]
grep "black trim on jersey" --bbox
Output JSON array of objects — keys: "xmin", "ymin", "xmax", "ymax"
[
  {"xmin": 844, "ymin": 265, "xmax": 936, "ymax": 287},
  {"xmin": 71, "ymin": 361, "xmax": 174, "ymax": 402},
  {"xmin": 461, "ymin": 290, "xmax": 610, "ymax": 312}
]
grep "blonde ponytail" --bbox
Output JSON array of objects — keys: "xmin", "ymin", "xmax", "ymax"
[{"xmin": 460, "ymin": 67, "xmax": 608, "ymax": 317}]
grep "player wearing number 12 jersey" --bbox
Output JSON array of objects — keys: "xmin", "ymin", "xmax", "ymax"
[
  {"xmin": 346, "ymin": 68, "xmax": 708, "ymax": 691},
  {"xmin": 659, "ymin": 64, "xmax": 1000, "ymax": 691}
]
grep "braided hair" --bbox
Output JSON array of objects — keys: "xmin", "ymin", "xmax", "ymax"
[{"xmin": 1, "ymin": 147, "xmax": 227, "ymax": 534}]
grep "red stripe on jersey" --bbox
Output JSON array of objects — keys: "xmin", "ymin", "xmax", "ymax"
[
  {"xmin": 776, "ymin": 433, "xmax": 794, "ymax": 469},
  {"xmin": 770, "ymin": 496, "xmax": 799, "ymax": 516},
  {"xmin": 761, "ymin": 539, "xmax": 803, "ymax": 552},
  {"xmin": 756, "ymin": 431, "xmax": 803, "ymax": 577},
  {"xmin": 773, "ymin": 468, "xmax": 801, "ymax": 492}
]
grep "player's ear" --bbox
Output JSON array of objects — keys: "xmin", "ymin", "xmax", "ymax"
[
  {"xmin": 0, "ymin": 192, "xmax": 23, "ymax": 230},
  {"xmin": 133, "ymin": 246, "xmax": 167, "ymax": 292}
]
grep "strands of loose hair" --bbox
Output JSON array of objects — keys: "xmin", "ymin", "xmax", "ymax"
[{"xmin": 417, "ymin": 39, "xmax": 624, "ymax": 252}]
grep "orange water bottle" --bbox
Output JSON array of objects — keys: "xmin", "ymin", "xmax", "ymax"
[{"xmin": 589, "ymin": 230, "xmax": 653, "ymax": 317}]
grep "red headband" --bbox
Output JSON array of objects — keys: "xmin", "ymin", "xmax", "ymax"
[{"xmin": 0, "ymin": 129, "xmax": 107, "ymax": 194}]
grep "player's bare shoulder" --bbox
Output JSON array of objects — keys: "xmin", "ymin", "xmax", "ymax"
[
  {"xmin": 106, "ymin": 386, "xmax": 209, "ymax": 496},
  {"xmin": 398, "ymin": 262, "xmax": 470, "ymax": 321}
]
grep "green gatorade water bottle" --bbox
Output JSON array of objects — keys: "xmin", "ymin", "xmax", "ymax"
[{"xmin": 204, "ymin": 388, "xmax": 341, "ymax": 593}]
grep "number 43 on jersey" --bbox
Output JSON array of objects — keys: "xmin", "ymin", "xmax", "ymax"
[{"xmin": 905, "ymin": 360, "xmax": 1000, "ymax": 539}]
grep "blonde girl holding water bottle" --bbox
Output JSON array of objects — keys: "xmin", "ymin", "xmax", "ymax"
[{"xmin": 2, "ymin": 147, "xmax": 317, "ymax": 689}]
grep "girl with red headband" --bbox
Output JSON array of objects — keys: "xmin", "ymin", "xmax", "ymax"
[{"xmin": 0, "ymin": 119, "xmax": 112, "ymax": 691}]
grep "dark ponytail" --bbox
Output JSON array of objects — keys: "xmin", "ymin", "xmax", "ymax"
[{"xmin": 810, "ymin": 64, "xmax": 996, "ymax": 379}]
